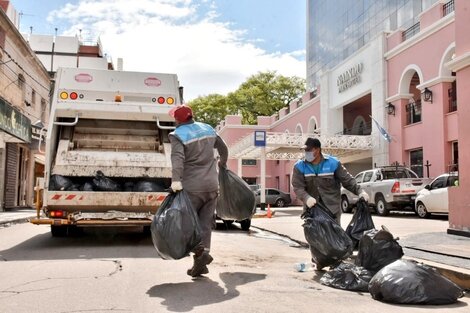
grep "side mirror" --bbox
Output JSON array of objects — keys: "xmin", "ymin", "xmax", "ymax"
[{"xmin": 424, "ymin": 185, "xmax": 431, "ymax": 190}]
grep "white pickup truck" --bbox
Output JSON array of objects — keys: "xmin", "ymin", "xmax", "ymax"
[{"xmin": 341, "ymin": 166, "xmax": 432, "ymax": 216}]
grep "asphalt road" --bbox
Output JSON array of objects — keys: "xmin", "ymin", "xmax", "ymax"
[{"xmin": 0, "ymin": 220, "xmax": 469, "ymax": 313}]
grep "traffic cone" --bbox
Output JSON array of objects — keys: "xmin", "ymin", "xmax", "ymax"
[{"xmin": 267, "ymin": 204, "xmax": 272, "ymax": 218}]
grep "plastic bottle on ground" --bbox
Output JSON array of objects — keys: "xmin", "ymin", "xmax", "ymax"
[{"xmin": 294, "ymin": 262, "xmax": 313, "ymax": 272}]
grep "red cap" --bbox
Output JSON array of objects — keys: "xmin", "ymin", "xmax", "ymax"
[{"xmin": 169, "ymin": 105, "xmax": 193, "ymax": 122}]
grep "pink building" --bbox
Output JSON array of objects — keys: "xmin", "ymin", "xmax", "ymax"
[{"xmin": 217, "ymin": 0, "xmax": 470, "ymax": 235}]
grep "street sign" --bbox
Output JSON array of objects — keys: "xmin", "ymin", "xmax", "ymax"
[{"xmin": 254, "ymin": 130, "xmax": 266, "ymax": 147}]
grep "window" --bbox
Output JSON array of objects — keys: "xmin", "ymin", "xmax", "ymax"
[
  {"xmin": 267, "ymin": 189, "xmax": 280, "ymax": 195},
  {"xmin": 406, "ymin": 100, "xmax": 422, "ymax": 125},
  {"xmin": 448, "ymin": 79, "xmax": 457, "ymax": 112},
  {"xmin": 430, "ymin": 177, "xmax": 447, "ymax": 189},
  {"xmin": 363, "ymin": 171, "xmax": 373, "ymax": 182},
  {"xmin": 355, "ymin": 173, "xmax": 364, "ymax": 183},
  {"xmin": 448, "ymin": 176, "xmax": 459, "ymax": 187},
  {"xmin": 242, "ymin": 159, "xmax": 257, "ymax": 166},
  {"xmin": 31, "ymin": 90, "xmax": 36, "ymax": 107},
  {"xmin": 410, "ymin": 149, "xmax": 423, "ymax": 178},
  {"xmin": 452, "ymin": 141, "xmax": 458, "ymax": 171}
]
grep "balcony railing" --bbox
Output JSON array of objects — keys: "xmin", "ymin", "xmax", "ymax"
[
  {"xmin": 402, "ymin": 22, "xmax": 420, "ymax": 41},
  {"xmin": 443, "ymin": 0, "xmax": 455, "ymax": 16}
]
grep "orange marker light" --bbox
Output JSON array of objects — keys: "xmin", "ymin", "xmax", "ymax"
[
  {"xmin": 60, "ymin": 92, "xmax": 68, "ymax": 100},
  {"xmin": 115, "ymin": 95, "xmax": 122, "ymax": 102},
  {"xmin": 167, "ymin": 97, "xmax": 175, "ymax": 105}
]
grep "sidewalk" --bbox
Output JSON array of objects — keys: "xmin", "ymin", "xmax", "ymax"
[
  {"xmin": 253, "ymin": 206, "xmax": 470, "ymax": 289},
  {"xmin": 0, "ymin": 208, "xmax": 38, "ymax": 227}
]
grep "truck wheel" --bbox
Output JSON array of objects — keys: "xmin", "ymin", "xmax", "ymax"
[
  {"xmin": 275, "ymin": 199, "xmax": 285, "ymax": 207},
  {"xmin": 239, "ymin": 219, "xmax": 251, "ymax": 231},
  {"xmin": 51, "ymin": 225, "xmax": 68, "ymax": 237},
  {"xmin": 375, "ymin": 195, "xmax": 390, "ymax": 216},
  {"xmin": 341, "ymin": 196, "xmax": 352, "ymax": 213},
  {"xmin": 415, "ymin": 202, "xmax": 430, "ymax": 219}
]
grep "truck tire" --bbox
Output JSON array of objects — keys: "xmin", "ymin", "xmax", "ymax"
[
  {"xmin": 375, "ymin": 195, "xmax": 390, "ymax": 216},
  {"xmin": 415, "ymin": 202, "xmax": 430, "ymax": 219},
  {"xmin": 341, "ymin": 195, "xmax": 352, "ymax": 213},
  {"xmin": 239, "ymin": 219, "xmax": 251, "ymax": 231},
  {"xmin": 51, "ymin": 225, "xmax": 68, "ymax": 237}
]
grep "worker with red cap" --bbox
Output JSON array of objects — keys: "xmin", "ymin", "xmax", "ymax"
[{"xmin": 168, "ymin": 104, "xmax": 228, "ymax": 277}]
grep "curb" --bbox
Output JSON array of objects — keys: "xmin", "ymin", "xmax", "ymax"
[
  {"xmin": 0, "ymin": 215, "xmax": 36, "ymax": 227},
  {"xmin": 252, "ymin": 225, "xmax": 470, "ymax": 290}
]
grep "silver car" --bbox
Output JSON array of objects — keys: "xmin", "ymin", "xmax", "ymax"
[{"xmin": 255, "ymin": 188, "xmax": 291, "ymax": 207}]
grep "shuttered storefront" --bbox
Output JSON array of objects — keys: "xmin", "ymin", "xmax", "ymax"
[{"xmin": 3, "ymin": 143, "xmax": 18, "ymax": 208}]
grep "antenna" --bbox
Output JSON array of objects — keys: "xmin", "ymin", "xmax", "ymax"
[{"xmin": 18, "ymin": 11, "xmax": 34, "ymax": 29}]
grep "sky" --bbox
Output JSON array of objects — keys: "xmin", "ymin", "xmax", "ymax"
[{"xmin": 10, "ymin": 0, "xmax": 306, "ymax": 101}]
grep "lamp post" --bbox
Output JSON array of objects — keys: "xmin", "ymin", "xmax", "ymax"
[
  {"xmin": 387, "ymin": 102, "xmax": 395, "ymax": 116},
  {"xmin": 423, "ymin": 87, "xmax": 433, "ymax": 103}
]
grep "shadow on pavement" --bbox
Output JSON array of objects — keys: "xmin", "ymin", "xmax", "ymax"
[
  {"xmin": 0, "ymin": 227, "xmax": 157, "ymax": 261},
  {"xmin": 146, "ymin": 272, "xmax": 266, "ymax": 312}
]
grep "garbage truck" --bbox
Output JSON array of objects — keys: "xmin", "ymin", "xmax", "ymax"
[{"xmin": 30, "ymin": 67, "xmax": 183, "ymax": 236}]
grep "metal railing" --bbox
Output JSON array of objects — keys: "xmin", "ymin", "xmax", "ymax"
[
  {"xmin": 402, "ymin": 22, "xmax": 420, "ymax": 41},
  {"xmin": 443, "ymin": 0, "xmax": 455, "ymax": 16}
]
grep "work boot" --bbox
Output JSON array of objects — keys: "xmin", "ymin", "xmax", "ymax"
[
  {"xmin": 186, "ymin": 265, "xmax": 209, "ymax": 276},
  {"xmin": 188, "ymin": 252, "xmax": 213, "ymax": 277}
]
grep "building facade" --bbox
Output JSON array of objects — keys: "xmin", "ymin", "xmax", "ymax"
[
  {"xmin": 218, "ymin": 0, "xmax": 470, "ymax": 235},
  {"xmin": 0, "ymin": 1, "xmax": 50, "ymax": 210}
]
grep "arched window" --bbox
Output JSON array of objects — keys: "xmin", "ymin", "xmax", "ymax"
[
  {"xmin": 307, "ymin": 117, "xmax": 318, "ymax": 134},
  {"xmin": 295, "ymin": 124, "xmax": 303, "ymax": 134}
]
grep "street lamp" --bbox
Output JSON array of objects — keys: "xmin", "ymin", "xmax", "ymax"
[
  {"xmin": 422, "ymin": 87, "xmax": 433, "ymax": 103},
  {"xmin": 387, "ymin": 102, "xmax": 395, "ymax": 116}
]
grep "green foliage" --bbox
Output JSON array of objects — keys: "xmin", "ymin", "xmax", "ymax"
[{"xmin": 188, "ymin": 71, "xmax": 305, "ymax": 126}]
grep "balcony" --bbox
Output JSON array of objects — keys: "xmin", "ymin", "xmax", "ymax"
[{"xmin": 443, "ymin": 0, "xmax": 455, "ymax": 17}]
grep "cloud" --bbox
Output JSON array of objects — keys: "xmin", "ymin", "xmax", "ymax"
[{"xmin": 48, "ymin": 0, "xmax": 305, "ymax": 100}]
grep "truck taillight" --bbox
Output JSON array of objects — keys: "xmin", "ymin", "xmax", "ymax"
[
  {"xmin": 391, "ymin": 182, "xmax": 400, "ymax": 193},
  {"xmin": 70, "ymin": 92, "xmax": 78, "ymax": 100},
  {"xmin": 167, "ymin": 97, "xmax": 175, "ymax": 104},
  {"xmin": 49, "ymin": 210, "xmax": 66, "ymax": 218},
  {"xmin": 157, "ymin": 97, "xmax": 165, "ymax": 104}
]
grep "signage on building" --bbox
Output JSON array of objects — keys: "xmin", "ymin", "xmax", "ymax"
[
  {"xmin": 0, "ymin": 98, "xmax": 32, "ymax": 143},
  {"xmin": 337, "ymin": 63, "xmax": 364, "ymax": 93},
  {"xmin": 254, "ymin": 130, "xmax": 266, "ymax": 147}
]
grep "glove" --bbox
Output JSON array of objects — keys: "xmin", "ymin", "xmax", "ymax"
[
  {"xmin": 170, "ymin": 181, "xmax": 183, "ymax": 192},
  {"xmin": 306, "ymin": 197, "xmax": 316, "ymax": 208},
  {"xmin": 359, "ymin": 191, "xmax": 369, "ymax": 202}
]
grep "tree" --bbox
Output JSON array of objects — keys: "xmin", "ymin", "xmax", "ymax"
[
  {"xmin": 190, "ymin": 94, "xmax": 236, "ymax": 128},
  {"xmin": 188, "ymin": 71, "xmax": 305, "ymax": 126}
]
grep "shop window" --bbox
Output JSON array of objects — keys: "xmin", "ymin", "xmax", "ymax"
[
  {"xmin": 410, "ymin": 149, "xmax": 423, "ymax": 178},
  {"xmin": 405, "ymin": 100, "xmax": 421, "ymax": 125}
]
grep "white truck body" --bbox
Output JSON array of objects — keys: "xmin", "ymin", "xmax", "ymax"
[
  {"xmin": 341, "ymin": 166, "xmax": 432, "ymax": 216},
  {"xmin": 31, "ymin": 67, "xmax": 182, "ymax": 234}
]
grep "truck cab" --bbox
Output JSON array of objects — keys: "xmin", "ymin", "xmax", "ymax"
[{"xmin": 31, "ymin": 67, "xmax": 182, "ymax": 236}]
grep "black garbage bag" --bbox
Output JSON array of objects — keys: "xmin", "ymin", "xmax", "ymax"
[
  {"xmin": 123, "ymin": 182, "xmax": 134, "ymax": 192},
  {"xmin": 80, "ymin": 182, "xmax": 95, "ymax": 191},
  {"xmin": 345, "ymin": 198, "xmax": 375, "ymax": 248},
  {"xmin": 217, "ymin": 166, "xmax": 256, "ymax": 221},
  {"xmin": 320, "ymin": 262, "xmax": 374, "ymax": 292},
  {"xmin": 302, "ymin": 202, "xmax": 353, "ymax": 269},
  {"xmin": 134, "ymin": 181, "xmax": 165, "ymax": 192},
  {"xmin": 93, "ymin": 170, "xmax": 121, "ymax": 191},
  {"xmin": 67, "ymin": 184, "xmax": 81, "ymax": 191},
  {"xmin": 151, "ymin": 191, "xmax": 202, "ymax": 260},
  {"xmin": 355, "ymin": 227, "xmax": 404, "ymax": 272},
  {"xmin": 49, "ymin": 175, "xmax": 73, "ymax": 191},
  {"xmin": 369, "ymin": 259, "xmax": 464, "ymax": 304}
]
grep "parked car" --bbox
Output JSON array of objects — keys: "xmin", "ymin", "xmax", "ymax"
[
  {"xmin": 415, "ymin": 172, "xmax": 459, "ymax": 218},
  {"xmin": 255, "ymin": 188, "xmax": 291, "ymax": 207},
  {"xmin": 341, "ymin": 166, "xmax": 432, "ymax": 216}
]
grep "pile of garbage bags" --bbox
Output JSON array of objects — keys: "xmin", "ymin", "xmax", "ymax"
[
  {"xmin": 313, "ymin": 202, "xmax": 464, "ymax": 305},
  {"xmin": 217, "ymin": 166, "xmax": 256, "ymax": 221},
  {"xmin": 150, "ymin": 191, "xmax": 202, "ymax": 260},
  {"xmin": 49, "ymin": 173, "xmax": 165, "ymax": 192}
]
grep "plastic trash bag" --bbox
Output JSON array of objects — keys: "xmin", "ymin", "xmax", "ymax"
[
  {"xmin": 217, "ymin": 166, "xmax": 256, "ymax": 221},
  {"xmin": 67, "ymin": 184, "xmax": 81, "ymax": 191},
  {"xmin": 320, "ymin": 262, "xmax": 374, "ymax": 292},
  {"xmin": 151, "ymin": 191, "xmax": 202, "ymax": 260},
  {"xmin": 134, "ymin": 181, "xmax": 165, "ymax": 192},
  {"xmin": 93, "ymin": 170, "xmax": 121, "ymax": 191},
  {"xmin": 369, "ymin": 259, "xmax": 464, "ymax": 304},
  {"xmin": 355, "ymin": 227, "xmax": 403, "ymax": 272},
  {"xmin": 81, "ymin": 182, "xmax": 95, "ymax": 191},
  {"xmin": 123, "ymin": 182, "xmax": 134, "ymax": 192},
  {"xmin": 49, "ymin": 175, "xmax": 73, "ymax": 191},
  {"xmin": 302, "ymin": 202, "xmax": 353, "ymax": 269},
  {"xmin": 345, "ymin": 198, "xmax": 375, "ymax": 248}
]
